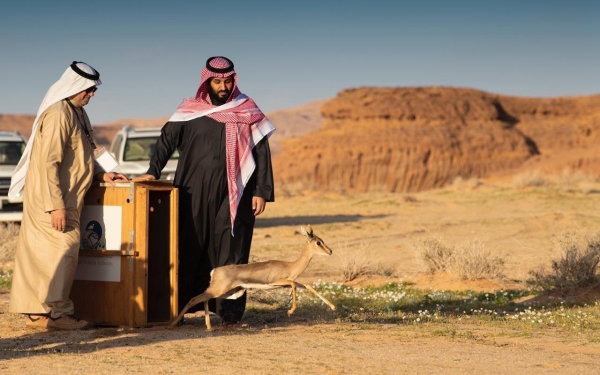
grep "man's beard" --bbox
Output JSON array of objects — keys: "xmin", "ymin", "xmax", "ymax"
[{"xmin": 209, "ymin": 89, "xmax": 231, "ymax": 106}]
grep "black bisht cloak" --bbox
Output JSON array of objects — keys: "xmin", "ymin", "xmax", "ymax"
[{"xmin": 147, "ymin": 115, "xmax": 274, "ymax": 321}]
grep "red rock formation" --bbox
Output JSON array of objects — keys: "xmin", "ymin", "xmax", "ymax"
[
  {"xmin": 497, "ymin": 94, "xmax": 600, "ymax": 175},
  {"xmin": 274, "ymin": 87, "xmax": 600, "ymax": 193}
]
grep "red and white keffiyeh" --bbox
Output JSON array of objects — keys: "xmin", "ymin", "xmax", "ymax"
[{"xmin": 169, "ymin": 57, "xmax": 275, "ymax": 234}]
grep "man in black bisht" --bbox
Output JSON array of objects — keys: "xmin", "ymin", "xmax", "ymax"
[{"xmin": 134, "ymin": 56, "xmax": 275, "ymax": 323}]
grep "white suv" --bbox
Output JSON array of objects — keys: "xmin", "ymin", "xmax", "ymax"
[
  {"xmin": 109, "ymin": 126, "xmax": 178, "ymax": 180},
  {"xmin": 0, "ymin": 131, "xmax": 27, "ymax": 210}
]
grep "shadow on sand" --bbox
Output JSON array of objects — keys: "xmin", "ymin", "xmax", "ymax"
[
  {"xmin": 255, "ymin": 214, "xmax": 389, "ymax": 228},
  {"xmin": 0, "ymin": 306, "xmax": 340, "ymax": 361}
]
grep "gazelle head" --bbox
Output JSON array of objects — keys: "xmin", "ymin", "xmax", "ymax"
[{"xmin": 301, "ymin": 225, "xmax": 333, "ymax": 256}]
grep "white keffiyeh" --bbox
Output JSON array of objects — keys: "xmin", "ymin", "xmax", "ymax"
[{"xmin": 9, "ymin": 62, "xmax": 101, "ymax": 199}]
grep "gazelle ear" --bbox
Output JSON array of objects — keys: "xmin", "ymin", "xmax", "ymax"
[{"xmin": 301, "ymin": 225, "xmax": 313, "ymax": 241}]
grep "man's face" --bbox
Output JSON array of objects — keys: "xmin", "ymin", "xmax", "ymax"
[
  {"xmin": 69, "ymin": 86, "xmax": 97, "ymax": 107},
  {"xmin": 209, "ymin": 77, "xmax": 234, "ymax": 103}
]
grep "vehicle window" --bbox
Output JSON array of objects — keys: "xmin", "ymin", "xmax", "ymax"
[
  {"xmin": 0, "ymin": 141, "xmax": 25, "ymax": 165},
  {"xmin": 123, "ymin": 137, "xmax": 179, "ymax": 161}
]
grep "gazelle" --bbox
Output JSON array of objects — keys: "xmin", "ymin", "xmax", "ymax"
[{"xmin": 170, "ymin": 225, "xmax": 336, "ymax": 329}]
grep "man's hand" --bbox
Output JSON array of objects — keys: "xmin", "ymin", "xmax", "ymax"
[
  {"xmin": 51, "ymin": 208, "xmax": 67, "ymax": 232},
  {"xmin": 252, "ymin": 196, "xmax": 266, "ymax": 216},
  {"xmin": 131, "ymin": 174, "xmax": 157, "ymax": 182},
  {"xmin": 99, "ymin": 172, "xmax": 129, "ymax": 185}
]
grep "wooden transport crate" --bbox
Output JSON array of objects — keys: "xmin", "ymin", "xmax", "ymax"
[{"xmin": 70, "ymin": 181, "xmax": 178, "ymax": 327}]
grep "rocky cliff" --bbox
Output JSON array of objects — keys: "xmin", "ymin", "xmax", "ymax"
[{"xmin": 273, "ymin": 87, "xmax": 600, "ymax": 193}]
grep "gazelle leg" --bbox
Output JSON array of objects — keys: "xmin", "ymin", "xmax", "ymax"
[
  {"xmin": 204, "ymin": 301, "xmax": 212, "ymax": 330},
  {"xmin": 169, "ymin": 292, "xmax": 212, "ymax": 329},
  {"xmin": 296, "ymin": 282, "xmax": 336, "ymax": 311},
  {"xmin": 288, "ymin": 282, "xmax": 297, "ymax": 316},
  {"xmin": 271, "ymin": 279, "xmax": 297, "ymax": 315}
]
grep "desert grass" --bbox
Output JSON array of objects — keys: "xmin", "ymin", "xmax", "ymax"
[
  {"xmin": 277, "ymin": 180, "xmax": 320, "ymax": 198},
  {"xmin": 512, "ymin": 168, "xmax": 600, "ymax": 192},
  {"xmin": 0, "ymin": 223, "xmax": 19, "ymax": 263},
  {"xmin": 372, "ymin": 261, "xmax": 397, "ymax": 278},
  {"xmin": 335, "ymin": 241, "xmax": 398, "ymax": 281},
  {"xmin": 450, "ymin": 176, "xmax": 481, "ymax": 191},
  {"xmin": 512, "ymin": 170, "xmax": 547, "ymax": 189},
  {"xmin": 415, "ymin": 236, "xmax": 506, "ymax": 280},
  {"xmin": 246, "ymin": 281, "xmax": 600, "ymax": 340},
  {"xmin": 0, "ymin": 268, "xmax": 12, "ymax": 288},
  {"xmin": 336, "ymin": 241, "xmax": 374, "ymax": 282},
  {"xmin": 415, "ymin": 237, "xmax": 453, "ymax": 274},
  {"xmin": 553, "ymin": 169, "xmax": 600, "ymax": 192},
  {"xmin": 450, "ymin": 239, "xmax": 505, "ymax": 280},
  {"xmin": 0, "ymin": 222, "xmax": 19, "ymax": 288},
  {"xmin": 527, "ymin": 232, "xmax": 600, "ymax": 293}
]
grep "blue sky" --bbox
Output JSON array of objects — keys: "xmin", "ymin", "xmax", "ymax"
[{"xmin": 0, "ymin": 0, "xmax": 598, "ymax": 123}]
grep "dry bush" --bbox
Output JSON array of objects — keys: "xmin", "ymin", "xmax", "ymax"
[
  {"xmin": 512, "ymin": 170, "xmax": 547, "ymax": 189},
  {"xmin": 446, "ymin": 239, "xmax": 505, "ymax": 280},
  {"xmin": 336, "ymin": 241, "xmax": 374, "ymax": 282},
  {"xmin": 512, "ymin": 169, "xmax": 600, "ymax": 192},
  {"xmin": 450, "ymin": 176, "xmax": 481, "ymax": 191},
  {"xmin": 403, "ymin": 195, "xmax": 418, "ymax": 203},
  {"xmin": 527, "ymin": 232, "xmax": 600, "ymax": 293},
  {"xmin": 0, "ymin": 223, "xmax": 20, "ymax": 263},
  {"xmin": 415, "ymin": 237, "xmax": 453, "ymax": 273},
  {"xmin": 551, "ymin": 169, "xmax": 600, "ymax": 192},
  {"xmin": 415, "ymin": 236, "xmax": 505, "ymax": 280},
  {"xmin": 372, "ymin": 261, "xmax": 398, "ymax": 278},
  {"xmin": 277, "ymin": 181, "xmax": 320, "ymax": 197}
]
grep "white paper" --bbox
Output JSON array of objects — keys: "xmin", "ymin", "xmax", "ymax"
[
  {"xmin": 75, "ymin": 255, "xmax": 121, "ymax": 282},
  {"xmin": 94, "ymin": 147, "xmax": 119, "ymax": 172}
]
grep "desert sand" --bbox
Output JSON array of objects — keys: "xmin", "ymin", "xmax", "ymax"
[{"xmin": 1, "ymin": 178, "xmax": 600, "ymax": 374}]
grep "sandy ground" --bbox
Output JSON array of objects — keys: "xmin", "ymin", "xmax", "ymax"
[{"xmin": 1, "ymin": 181, "xmax": 600, "ymax": 374}]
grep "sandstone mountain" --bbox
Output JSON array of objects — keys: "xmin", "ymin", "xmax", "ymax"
[{"xmin": 273, "ymin": 87, "xmax": 600, "ymax": 193}]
